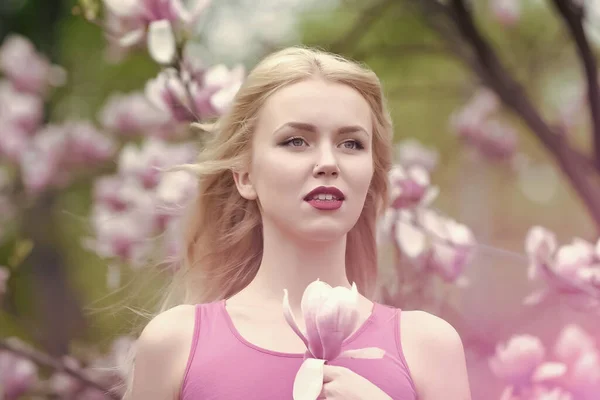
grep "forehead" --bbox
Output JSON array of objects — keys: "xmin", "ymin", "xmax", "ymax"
[{"xmin": 256, "ymin": 78, "xmax": 372, "ymax": 132}]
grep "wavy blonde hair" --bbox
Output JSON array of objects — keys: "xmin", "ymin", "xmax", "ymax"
[
  {"xmin": 173, "ymin": 46, "xmax": 393, "ymax": 306},
  {"xmin": 121, "ymin": 45, "xmax": 393, "ymax": 398}
]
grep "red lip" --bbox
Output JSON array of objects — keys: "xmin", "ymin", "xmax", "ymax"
[{"xmin": 303, "ymin": 186, "xmax": 345, "ymax": 200}]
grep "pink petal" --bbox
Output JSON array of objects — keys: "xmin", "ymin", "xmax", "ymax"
[
  {"xmin": 316, "ymin": 283, "xmax": 359, "ymax": 360},
  {"xmin": 119, "ymin": 29, "xmax": 145, "ymax": 47},
  {"xmin": 283, "ymin": 289, "xmax": 308, "ymax": 347},
  {"xmin": 301, "ymin": 280, "xmax": 331, "ymax": 358},
  {"xmin": 293, "ymin": 358, "xmax": 325, "ymax": 400}
]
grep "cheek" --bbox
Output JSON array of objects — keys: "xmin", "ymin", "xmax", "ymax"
[
  {"xmin": 348, "ymin": 158, "xmax": 374, "ymax": 194},
  {"xmin": 252, "ymin": 153, "xmax": 304, "ymax": 199}
]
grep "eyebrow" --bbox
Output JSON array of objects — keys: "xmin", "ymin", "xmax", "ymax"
[{"xmin": 273, "ymin": 122, "xmax": 370, "ymax": 136}]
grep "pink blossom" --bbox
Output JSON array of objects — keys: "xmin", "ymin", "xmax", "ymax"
[
  {"xmin": 19, "ymin": 122, "xmax": 115, "ymax": 194},
  {"xmin": 65, "ymin": 121, "xmax": 116, "ymax": 164},
  {"xmin": 98, "ymin": 91, "xmax": 173, "ymax": 135},
  {"xmin": 118, "ymin": 138, "xmax": 196, "ymax": 189},
  {"xmin": 89, "ymin": 208, "xmax": 155, "ymax": 267},
  {"xmin": 0, "ymin": 125, "xmax": 30, "ymax": 162},
  {"xmin": 102, "ymin": 0, "xmax": 211, "ymax": 61},
  {"xmin": 451, "ymin": 88, "xmax": 517, "ymax": 161},
  {"xmin": 395, "ymin": 139, "xmax": 439, "ymax": 172},
  {"xmin": 192, "ymin": 64, "xmax": 245, "ymax": 116},
  {"xmin": 0, "ymin": 342, "xmax": 39, "ymax": 399},
  {"xmin": 0, "ymin": 34, "xmax": 66, "ymax": 95},
  {"xmin": 525, "ymin": 226, "xmax": 558, "ymax": 280},
  {"xmin": 388, "ymin": 164, "xmax": 438, "ymax": 209},
  {"xmin": 0, "ymin": 80, "xmax": 44, "ymax": 133},
  {"xmin": 145, "ymin": 68, "xmax": 196, "ymax": 121},
  {"xmin": 491, "ymin": 0, "xmax": 521, "ymax": 27},
  {"xmin": 554, "ymin": 324, "xmax": 596, "ymax": 366},
  {"xmin": 489, "ymin": 334, "xmax": 546, "ymax": 385},
  {"xmin": 283, "ymin": 280, "xmax": 385, "ymax": 400},
  {"xmin": 94, "ymin": 176, "xmax": 131, "ymax": 212},
  {"xmin": 529, "ymin": 387, "xmax": 573, "ymax": 400},
  {"xmin": 145, "ymin": 63, "xmax": 244, "ymax": 122},
  {"xmin": 47, "ymin": 356, "xmax": 83, "ymax": 398},
  {"xmin": 395, "ymin": 209, "xmax": 475, "ymax": 283}
]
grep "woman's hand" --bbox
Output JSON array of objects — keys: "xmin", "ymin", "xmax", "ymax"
[{"xmin": 317, "ymin": 365, "xmax": 392, "ymax": 400}]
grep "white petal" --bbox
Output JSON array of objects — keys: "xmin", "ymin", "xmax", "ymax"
[
  {"xmin": 395, "ymin": 217, "xmax": 426, "ymax": 258},
  {"xmin": 338, "ymin": 347, "xmax": 385, "ymax": 359},
  {"xmin": 147, "ymin": 20, "xmax": 176, "ymax": 64},
  {"xmin": 103, "ymin": 0, "xmax": 139, "ymax": 17},
  {"xmin": 174, "ymin": 0, "xmax": 211, "ymax": 25},
  {"xmin": 532, "ymin": 362, "xmax": 567, "ymax": 382},
  {"xmin": 119, "ymin": 29, "xmax": 145, "ymax": 47},
  {"xmin": 421, "ymin": 186, "xmax": 439, "ymax": 206},
  {"xmin": 293, "ymin": 358, "xmax": 325, "ymax": 400}
]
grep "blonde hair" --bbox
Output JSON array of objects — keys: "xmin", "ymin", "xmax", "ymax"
[{"xmin": 121, "ymin": 45, "xmax": 393, "ymax": 398}]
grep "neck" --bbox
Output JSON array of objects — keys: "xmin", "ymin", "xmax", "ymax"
[{"xmin": 230, "ymin": 220, "xmax": 352, "ymax": 311}]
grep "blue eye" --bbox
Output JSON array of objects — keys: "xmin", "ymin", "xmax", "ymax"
[
  {"xmin": 283, "ymin": 137, "xmax": 307, "ymax": 147},
  {"xmin": 341, "ymin": 140, "xmax": 364, "ymax": 150}
]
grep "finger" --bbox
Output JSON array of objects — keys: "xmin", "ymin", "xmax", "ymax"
[
  {"xmin": 322, "ymin": 365, "xmax": 345, "ymax": 383},
  {"xmin": 319, "ymin": 382, "xmax": 332, "ymax": 398}
]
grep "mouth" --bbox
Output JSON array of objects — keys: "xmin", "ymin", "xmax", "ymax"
[{"xmin": 303, "ymin": 186, "xmax": 345, "ymax": 202}]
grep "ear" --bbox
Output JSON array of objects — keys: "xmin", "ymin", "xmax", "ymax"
[{"xmin": 232, "ymin": 168, "xmax": 257, "ymax": 200}]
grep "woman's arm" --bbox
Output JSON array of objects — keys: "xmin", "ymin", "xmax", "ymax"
[
  {"xmin": 129, "ymin": 305, "xmax": 197, "ymax": 400},
  {"xmin": 400, "ymin": 311, "xmax": 472, "ymax": 400}
]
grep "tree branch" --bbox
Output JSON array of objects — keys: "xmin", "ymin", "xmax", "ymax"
[
  {"xmin": 0, "ymin": 339, "xmax": 119, "ymax": 400},
  {"xmin": 551, "ymin": 0, "xmax": 600, "ymax": 169},
  {"xmin": 409, "ymin": 0, "xmax": 600, "ymax": 231}
]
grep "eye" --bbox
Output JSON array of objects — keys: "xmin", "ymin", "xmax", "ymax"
[
  {"xmin": 340, "ymin": 140, "xmax": 364, "ymax": 150},
  {"xmin": 282, "ymin": 137, "xmax": 308, "ymax": 147}
]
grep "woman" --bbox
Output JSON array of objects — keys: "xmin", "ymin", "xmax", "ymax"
[{"xmin": 127, "ymin": 46, "xmax": 471, "ymax": 400}]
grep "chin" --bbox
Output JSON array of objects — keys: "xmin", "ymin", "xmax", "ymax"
[{"xmin": 297, "ymin": 222, "xmax": 354, "ymax": 243}]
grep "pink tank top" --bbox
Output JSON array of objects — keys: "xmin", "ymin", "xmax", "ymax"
[{"xmin": 179, "ymin": 300, "xmax": 417, "ymax": 400}]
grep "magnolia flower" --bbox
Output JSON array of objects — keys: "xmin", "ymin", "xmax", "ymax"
[
  {"xmin": 0, "ymin": 343, "xmax": 39, "ymax": 399},
  {"xmin": 451, "ymin": 88, "xmax": 517, "ymax": 161},
  {"xmin": 102, "ymin": 0, "xmax": 211, "ymax": 62},
  {"xmin": 145, "ymin": 63, "xmax": 244, "ymax": 122},
  {"xmin": 98, "ymin": 91, "xmax": 172, "ymax": 135},
  {"xmin": 0, "ymin": 80, "xmax": 44, "ymax": 133},
  {"xmin": 395, "ymin": 139, "xmax": 439, "ymax": 172},
  {"xmin": 554, "ymin": 325, "xmax": 597, "ymax": 366},
  {"xmin": 88, "ymin": 208, "xmax": 155, "ymax": 267},
  {"xmin": 525, "ymin": 226, "xmax": 600, "ymax": 300},
  {"xmin": 395, "ymin": 209, "xmax": 475, "ymax": 283},
  {"xmin": 47, "ymin": 356, "xmax": 83, "ymax": 398},
  {"xmin": 388, "ymin": 164, "xmax": 438, "ymax": 210},
  {"xmin": 117, "ymin": 138, "xmax": 196, "ymax": 189},
  {"xmin": 283, "ymin": 280, "xmax": 385, "ymax": 400},
  {"xmin": 0, "ymin": 34, "xmax": 66, "ymax": 94},
  {"xmin": 490, "ymin": 0, "xmax": 521, "ymax": 27},
  {"xmin": 526, "ymin": 226, "xmax": 558, "ymax": 280},
  {"xmin": 489, "ymin": 334, "xmax": 546, "ymax": 385},
  {"xmin": 18, "ymin": 122, "xmax": 116, "ymax": 194}
]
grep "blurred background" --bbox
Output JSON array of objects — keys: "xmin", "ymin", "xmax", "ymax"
[{"xmin": 2, "ymin": 0, "xmax": 600, "ymax": 399}]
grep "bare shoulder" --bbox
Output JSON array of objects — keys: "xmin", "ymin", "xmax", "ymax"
[
  {"xmin": 130, "ymin": 304, "xmax": 197, "ymax": 400},
  {"xmin": 400, "ymin": 310, "xmax": 464, "ymax": 350},
  {"xmin": 399, "ymin": 310, "xmax": 471, "ymax": 400},
  {"xmin": 136, "ymin": 304, "xmax": 197, "ymax": 348}
]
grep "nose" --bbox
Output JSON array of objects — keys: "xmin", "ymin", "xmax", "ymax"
[{"xmin": 313, "ymin": 147, "xmax": 339, "ymax": 178}]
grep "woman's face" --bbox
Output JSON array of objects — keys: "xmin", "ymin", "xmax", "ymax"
[{"xmin": 235, "ymin": 78, "xmax": 374, "ymax": 242}]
